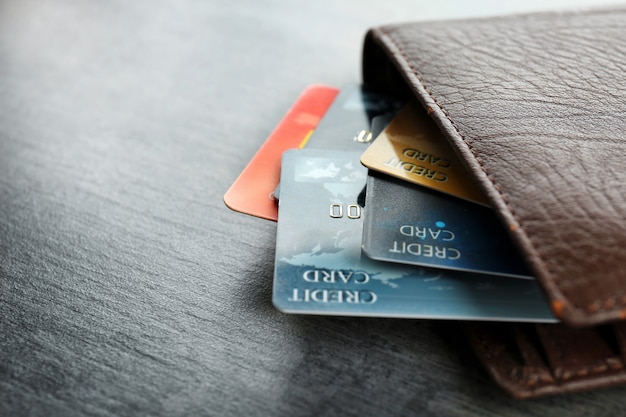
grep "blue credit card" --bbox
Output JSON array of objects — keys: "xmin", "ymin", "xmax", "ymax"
[
  {"xmin": 272, "ymin": 83, "xmax": 402, "ymax": 202},
  {"xmin": 362, "ymin": 171, "xmax": 533, "ymax": 279},
  {"xmin": 272, "ymin": 149, "xmax": 555, "ymax": 322},
  {"xmin": 304, "ymin": 83, "xmax": 404, "ymax": 150}
]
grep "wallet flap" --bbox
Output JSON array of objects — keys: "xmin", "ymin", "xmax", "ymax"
[{"xmin": 362, "ymin": 9, "xmax": 626, "ymax": 327}]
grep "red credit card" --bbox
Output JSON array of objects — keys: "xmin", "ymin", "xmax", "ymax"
[{"xmin": 224, "ymin": 85, "xmax": 339, "ymax": 221}]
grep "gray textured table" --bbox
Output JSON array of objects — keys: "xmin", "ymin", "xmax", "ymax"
[{"xmin": 2, "ymin": 1, "xmax": 626, "ymax": 416}]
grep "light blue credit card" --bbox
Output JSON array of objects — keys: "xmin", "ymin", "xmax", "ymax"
[{"xmin": 272, "ymin": 149, "xmax": 556, "ymax": 322}]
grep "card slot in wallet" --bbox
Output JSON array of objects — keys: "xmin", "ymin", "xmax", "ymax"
[
  {"xmin": 466, "ymin": 323, "xmax": 626, "ymax": 398},
  {"xmin": 361, "ymin": 8, "xmax": 626, "ymax": 397}
]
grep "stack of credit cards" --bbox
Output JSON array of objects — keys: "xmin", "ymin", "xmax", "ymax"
[{"xmin": 225, "ymin": 84, "xmax": 556, "ymax": 322}]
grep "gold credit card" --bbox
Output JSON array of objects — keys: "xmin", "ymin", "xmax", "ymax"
[{"xmin": 360, "ymin": 101, "xmax": 489, "ymax": 206}]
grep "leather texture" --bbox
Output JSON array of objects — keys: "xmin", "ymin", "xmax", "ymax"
[
  {"xmin": 362, "ymin": 8, "xmax": 626, "ymax": 397},
  {"xmin": 464, "ymin": 322, "xmax": 626, "ymax": 398},
  {"xmin": 363, "ymin": 9, "xmax": 626, "ymax": 327}
]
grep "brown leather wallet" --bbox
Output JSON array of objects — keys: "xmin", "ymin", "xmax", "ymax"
[{"xmin": 362, "ymin": 8, "xmax": 626, "ymax": 398}]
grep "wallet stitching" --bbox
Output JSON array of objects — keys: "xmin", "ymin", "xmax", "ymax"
[
  {"xmin": 377, "ymin": 29, "xmax": 521, "ymax": 212},
  {"xmin": 377, "ymin": 27, "xmax": 626, "ymax": 319}
]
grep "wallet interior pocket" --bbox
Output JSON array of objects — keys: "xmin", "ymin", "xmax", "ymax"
[{"xmin": 465, "ymin": 322, "xmax": 626, "ymax": 398}]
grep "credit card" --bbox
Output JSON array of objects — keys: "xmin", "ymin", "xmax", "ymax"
[
  {"xmin": 362, "ymin": 170, "xmax": 532, "ymax": 279},
  {"xmin": 305, "ymin": 83, "xmax": 404, "ymax": 150},
  {"xmin": 224, "ymin": 85, "xmax": 339, "ymax": 221},
  {"xmin": 273, "ymin": 149, "xmax": 555, "ymax": 322},
  {"xmin": 360, "ymin": 101, "xmax": 489, "ymax": 206},
  {"xmin": 272, "ymin": 83, "xmax": 402, "ymax": 202}
]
